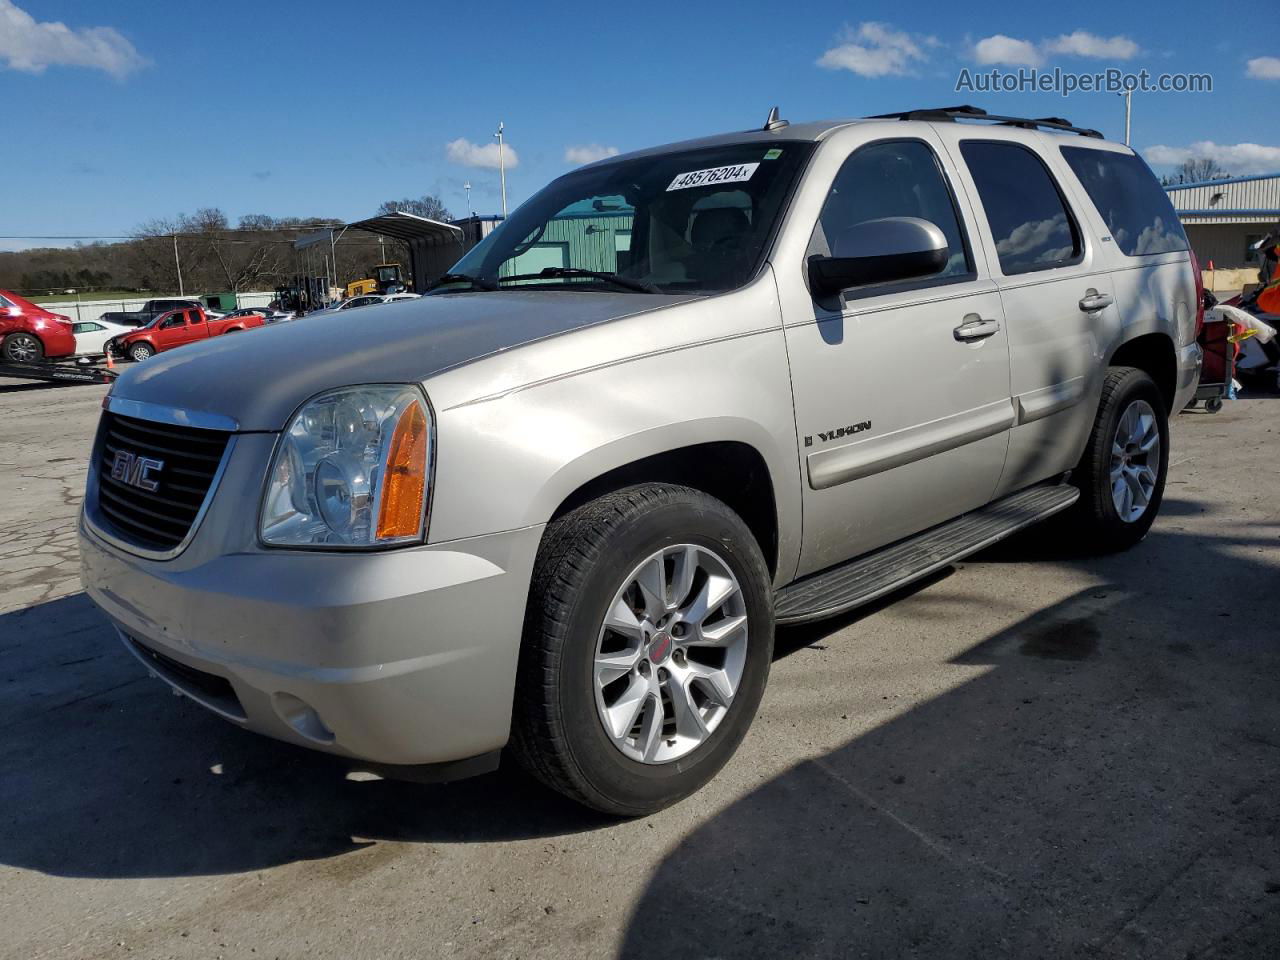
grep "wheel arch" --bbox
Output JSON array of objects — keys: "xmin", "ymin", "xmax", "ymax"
[
  {"xmin": 549, "ymin": 439, "xmax": 782, "ymax": 577},
  {"xmin": 1108, "ymin": 332, "xmax": 1177, "ymax": 413}
]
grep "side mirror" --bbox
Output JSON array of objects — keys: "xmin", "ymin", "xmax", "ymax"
[{"xmin": 808, "ymin": 216, "xmax": 949, "ymax": 297}]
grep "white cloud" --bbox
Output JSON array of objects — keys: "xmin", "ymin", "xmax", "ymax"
[
  {"xmin": 564, "ymin": 144, "xmax": 620, "ymax": 165},
  {"xmin": 0, "ymin": 0, "xmax": 145, "ymax": 78},
  {"xmin": 1145, "ymin": 141, "xmax": 1280, "ymax": 175},
  {"xmin": 817, "ymin": 22, "xmax": 929, "ymax": 77},
  {"xmin": 1247, "ymin": 56, "xmax": 1280, "ymax": 80},
  {"xmin": 971, "ymin": 30, "xmax": 1140, "ymax": 67},
  {"xmin": 445, "ymin": 138, "xmax": 519, "ymax": 170},
  {"xmin": 1044, "ymin": 31, "xmax": 1139, "ymax": 60},
  {"xmin": 971, "ymin": 34, "xmax": 1043, "ymax": 67}
]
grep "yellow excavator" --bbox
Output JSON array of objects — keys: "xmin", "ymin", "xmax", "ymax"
[{"xmin": 345, "ymin": 263, "xmax": 407, "ymax": 298}]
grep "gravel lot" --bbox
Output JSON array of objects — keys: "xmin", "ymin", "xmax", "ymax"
[{"xmin": 1, "ymin": 378, "xmax": 1278, "ymax": 959}]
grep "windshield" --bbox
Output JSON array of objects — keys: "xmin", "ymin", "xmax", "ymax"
[{"xmin": 445, "ymin": 141, "xmax": 813, "ymax": 294}]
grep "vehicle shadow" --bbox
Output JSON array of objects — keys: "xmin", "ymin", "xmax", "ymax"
[
  {"xmin": 617, "ymin": 519, "xmax": 1280, "ymax": 958},
  {"xmin": 0, "ymin": 567, "xmax": 955, "ymax": 881},
  {"xmin": 0, "ymin": 592, "xmax": 616, "ymax": 880}
]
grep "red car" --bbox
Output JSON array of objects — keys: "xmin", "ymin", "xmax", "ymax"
[
  {"xmin": 108, "ymin": 305, "xmax": 266, "ymax": 362},
  {"xmin": 0, "ymin": 290, "xmax": 76, "ymax": 363}
]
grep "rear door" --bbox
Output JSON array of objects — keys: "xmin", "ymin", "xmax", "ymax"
[
  {"xmin": 779, "ymin": 131, "xmax": 1013, "ymax": 577},
  {"xmin": 935, "ymin": 129, "xmax": 1120, "ymax": 496}
]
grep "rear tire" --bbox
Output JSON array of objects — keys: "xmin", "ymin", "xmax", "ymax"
[
  {"xmin": 511, "ymin": 483, "xmax": 774, "ymax": 816},
  {"xmin": 129, "ymin": 343, "xmax": 154, "ymax": 362},
  {"xmin": 2, "ymin": 333, "xmax": 44, "ymax": 363},
  {"xmin": 1070, "ymin": 367, "xmax": 1170, "ymax": 551}
]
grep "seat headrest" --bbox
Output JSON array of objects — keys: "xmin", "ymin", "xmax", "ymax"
[{"xmin": 691, "ymin": 207, "xmax": 750, "ymax": 248}]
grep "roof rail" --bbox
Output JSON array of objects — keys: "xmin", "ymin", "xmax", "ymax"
[{"xmin": 868, "ymin": 105, "xmax": 1104, "ymax": 139}]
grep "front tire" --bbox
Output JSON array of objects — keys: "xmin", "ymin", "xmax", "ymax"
[
  {"xmin": 1070, "ymin": 366, "xmax": 1170, "ymax": 551},
  {"xmin": 511, "ymin": 484, "xmax": 774, "ymax": 816},
  {"xmin": 129, "ymin": 343, "xmax": 154, "ymax": 362},
  {"xmin": 2, "ymin": 332, "xmax": 44, "ymax": 363}
]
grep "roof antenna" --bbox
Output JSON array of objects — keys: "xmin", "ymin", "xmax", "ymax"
[{"xmin": 763, "ymin": 106, "xmax": 789, "ymax": 131}]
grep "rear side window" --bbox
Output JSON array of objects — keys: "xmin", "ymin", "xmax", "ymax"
[
  {"xmin": 1061, "ymin": 147, "xmax": 1188, "ymax": 256},
  {"xmin": 959, "ymin": 141, "xmax": 1082, "ymax": 275}
]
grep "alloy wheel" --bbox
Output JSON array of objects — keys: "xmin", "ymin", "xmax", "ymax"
[
  {"xmin": 4, "ymin": 334, "xmax": 39, "ymax": 363},
  {"xmin": 593, "ymin": 543, "xmax": 749, "ymax": 764},
  {"xmin": 1110, "ymin": 398, "xmax": 1161, "ymax": 523}
]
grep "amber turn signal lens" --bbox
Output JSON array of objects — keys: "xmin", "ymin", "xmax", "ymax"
[{"xmin": 376, "ymin": 401, "xmax": 429, "ymax": 540}]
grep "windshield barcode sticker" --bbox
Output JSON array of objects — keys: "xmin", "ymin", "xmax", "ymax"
[{"xmin": 666, "ymin": 163, "xmax": 760, "ymax": 192}]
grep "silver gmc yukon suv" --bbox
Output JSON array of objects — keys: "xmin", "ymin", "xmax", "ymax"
[{"xmin": 80, "ymin": 106, "xmax": 1202, "ymax": 814}]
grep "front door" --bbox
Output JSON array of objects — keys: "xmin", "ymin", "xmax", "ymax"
[
  {"xmin": 779, "ymin": 133, "xmax": 1014, "ymax": 577},
  {"xmin": 152, "ymin": 310, "xmax": 189, "ymax": 351}
]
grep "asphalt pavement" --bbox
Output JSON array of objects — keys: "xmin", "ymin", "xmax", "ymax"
[{"xmin": 1, "ymin": 379, "xmax": 1277, "ymax": 959}]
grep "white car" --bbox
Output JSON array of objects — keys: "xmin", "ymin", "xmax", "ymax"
[
  {"xmin": 70, "ymin": 318, "xmax": 136, "ymax": 356},
  {"xmin": 306, "ymin": 292, "xmax": 421, "ymax": 318}
]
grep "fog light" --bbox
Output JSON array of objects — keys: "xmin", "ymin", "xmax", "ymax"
[{"xmin": 271, "ymin": 692, "xmax": 334, "ymax": 744}]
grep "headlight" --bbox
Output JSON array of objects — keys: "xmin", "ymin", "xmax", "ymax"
[{"xmin": 260, "ymin": 385, "xmax": 432, "ymax": 548}]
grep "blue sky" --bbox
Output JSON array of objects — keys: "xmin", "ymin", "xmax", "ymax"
[{"xmin": 2, "ymin": 0, "xmax": 1277, "ymax": 250}]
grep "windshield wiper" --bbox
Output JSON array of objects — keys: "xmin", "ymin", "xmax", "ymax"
[
  {"xmin": 496, "ymin": 267, "xmax": 662, "ymax": 294},
  {"xmin": 427, "ymin": 272, "xmax": 498, "ymax": 292}
]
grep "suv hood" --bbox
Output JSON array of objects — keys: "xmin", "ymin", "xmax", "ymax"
[{"xmin": 110, "ymin": 291, "xmax": 694, "ymax": 431}]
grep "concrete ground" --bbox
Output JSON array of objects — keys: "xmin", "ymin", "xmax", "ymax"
[{"xmin": 1, "ymin": 378, "xmax": 1278, "ymax": 960}]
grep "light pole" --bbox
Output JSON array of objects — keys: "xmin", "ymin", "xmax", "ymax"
[
  {"xmin": 495, "ymin": 121, "xmax": 508, "ymax": 218},
  {"xmin": 464, "ymin": 181, "xmax": 472, "ymax": 216},
  {"xmin": 1119, "ymin": 89, "xmax": 1132, "ymax": 146}
]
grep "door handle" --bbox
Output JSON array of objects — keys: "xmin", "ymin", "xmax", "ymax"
[
  {"xmin": 1078, "ymin": 291, "xmax": 1114, "ymax": 313},
  {"xmin": 953, "ymin": 317, "xmax": 1001, "ymax": 341}
]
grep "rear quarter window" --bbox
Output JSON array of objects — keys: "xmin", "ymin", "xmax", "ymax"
[{"xmin": 1060, "ymin": 146, "xmax": 1188, "ymax": 256}]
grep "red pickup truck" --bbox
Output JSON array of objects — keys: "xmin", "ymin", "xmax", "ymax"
[{"xmin": 109, "ymin": 306, "xmax": 265, "ymax": 362}]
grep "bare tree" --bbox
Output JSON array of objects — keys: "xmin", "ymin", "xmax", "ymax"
[
  {"xmin": 1163, "ymin": 157, "xmax": 1232, "ymax": 185},
  {"xmin": 378, "ymin": 194, "xmax": 453, "ymax": 221}
]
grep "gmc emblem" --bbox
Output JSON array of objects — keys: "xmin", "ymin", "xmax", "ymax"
[{"xmin": 110, "ymin": 450, "xmax": 164, "ymax": 493}]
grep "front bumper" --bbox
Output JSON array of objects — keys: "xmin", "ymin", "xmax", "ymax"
[{"xmin": 80, "ymin": 517, "xmax": 543, "ymax": 766}]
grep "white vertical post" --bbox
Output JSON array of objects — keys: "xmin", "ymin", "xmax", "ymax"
[
  {"xmin": 173, "ymin": 233, "xmax": 184, "ymax": 295},
  {"xmin": 1122, "ymin": 90, "xmax": 1132, "ymax": 146},
  {"xmin": 496, "ymin": 121, "xmax": 508, "ymax": 217}
]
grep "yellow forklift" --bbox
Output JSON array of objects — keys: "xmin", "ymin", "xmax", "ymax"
[{"xmin": 345, "ymin": 263, "xmax": 407, "ymax": 298}]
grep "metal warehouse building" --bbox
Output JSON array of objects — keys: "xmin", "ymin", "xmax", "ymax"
[{"xmin": 1165, "ymin": 173, "xmax": 1280, "ymax": 272}]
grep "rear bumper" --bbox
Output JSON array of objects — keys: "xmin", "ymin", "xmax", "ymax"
[
  {"xmin": 34, "ymin": 322, "xmax": 76, "ymax": 358},
  {"xmin": 1174, "ymin": 340, "xmax": 1204, "ymax": 411},
  {"xmin": 80, "ymin": 515, "xmax": 544, "ymax": 766}
]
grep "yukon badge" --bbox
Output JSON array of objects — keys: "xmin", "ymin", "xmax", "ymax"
[
  {"xmin": 804, "ymin": 421, "xmax": 872, "ymax": 448},
  {"xmin": 110, "ymin": 450, "xmax": 164, "ymax": 493}
]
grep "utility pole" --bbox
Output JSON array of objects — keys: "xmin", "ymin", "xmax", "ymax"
[
  {"xmin": 495, "ymin": 121, "xmax": 508, "ymax": 217},
  {"xmin": 464, "ymin": 181, "xmax": 472, "ymax": 216},
  {"xmin": 173, "ymin": 233, "xmax": 184, "ymax": 295},
  {"xmin": 1119, "ymin": 89, "xmax": 1132, "ymax": 146},
  {"xmin": 330, "ymin": 227, "xmax": 338, "ymax": 296}
]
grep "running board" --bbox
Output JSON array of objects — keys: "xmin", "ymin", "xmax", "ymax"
[{"xmin": 774, "ymin": 483, "xmax": 1079, "ymax": 624}]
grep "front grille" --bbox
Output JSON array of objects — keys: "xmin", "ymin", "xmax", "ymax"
[{"xmin": 94, "ymin": 411, "xmax": 231, "ymax": 552}]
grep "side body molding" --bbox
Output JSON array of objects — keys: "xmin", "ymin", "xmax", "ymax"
[
  {"xmin": 806, "ymin": 399, "xmax": 1016, "ymax": 490},
  {"xmin": 1014, "ymin": 376, "xmax": 1086, "ymax": 424}
]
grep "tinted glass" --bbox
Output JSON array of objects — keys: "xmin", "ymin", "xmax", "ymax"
[
  {"xmin": 1061, "ymin": 146, "xmax": 1188, "ymax": 256},
  {"xmin": 960, "ymin": 141, "xmax": 1081, "ymax": 274},
  {"xmin": 449, "ymin": 142, "xmax": 814, "ymax": 294},
  {"xmin": 812, "ymin": 139, "xmax": 971, "ymax": 282}
]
